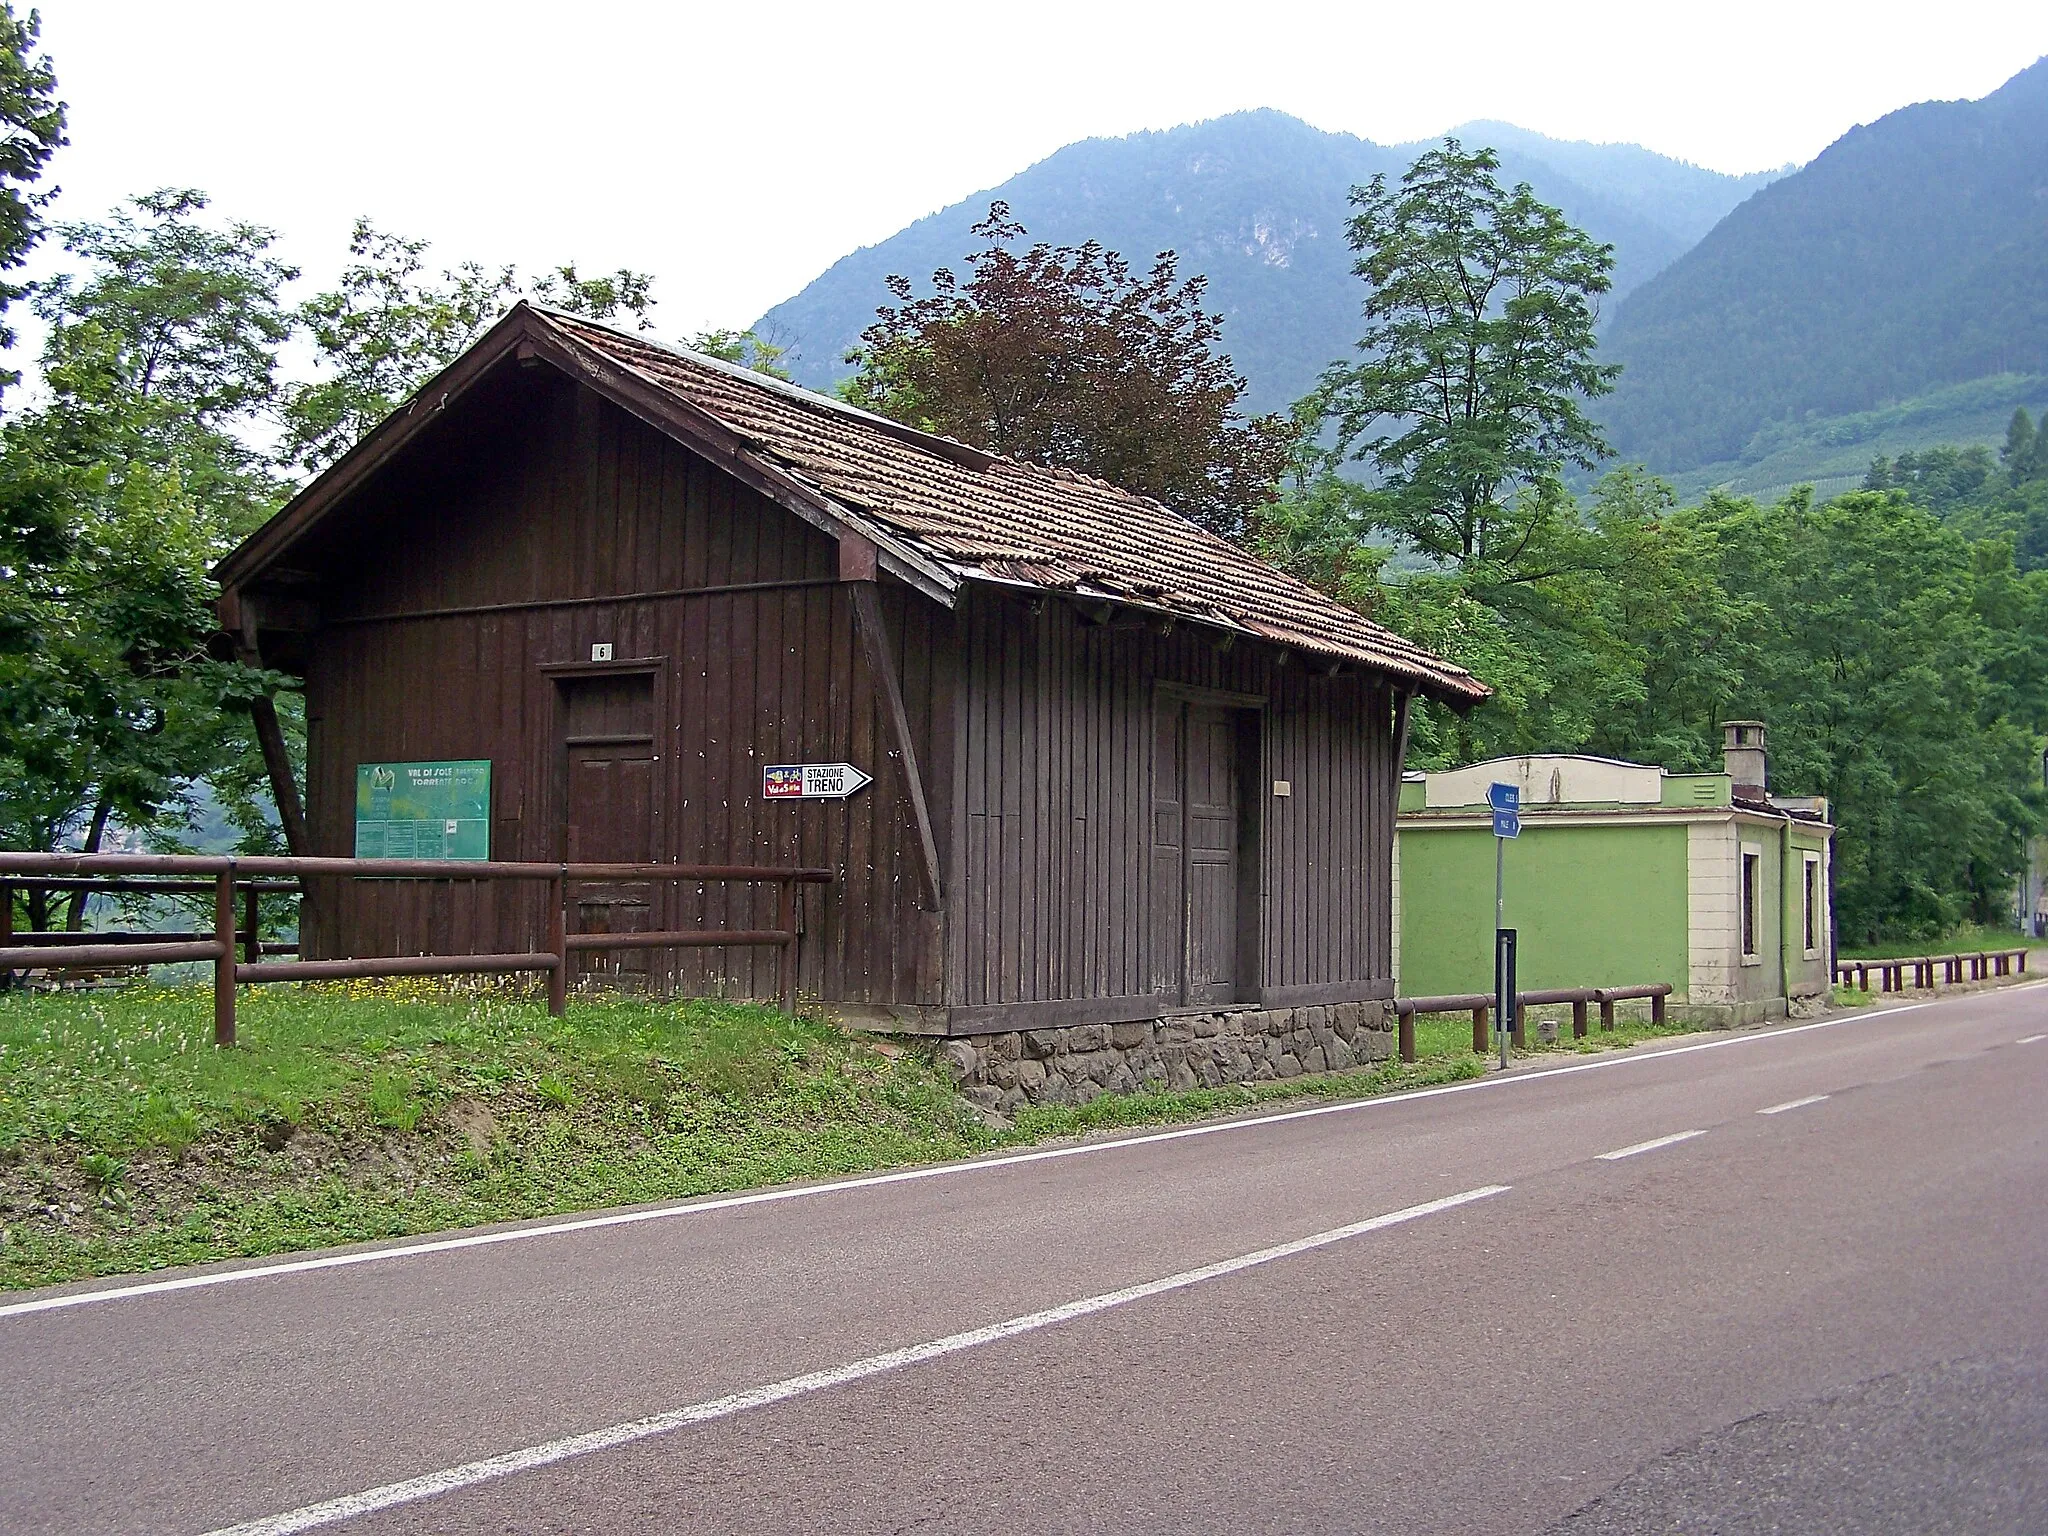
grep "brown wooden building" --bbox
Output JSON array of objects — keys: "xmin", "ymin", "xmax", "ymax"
[{"xmin": 213, "ymin": 303, "xmax": 1483, "ymax": 1067}]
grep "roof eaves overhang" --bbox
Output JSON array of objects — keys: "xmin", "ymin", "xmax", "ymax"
[{"xmin": 947, "ymin": 568, "xmax": 1488, "ymax": 704}]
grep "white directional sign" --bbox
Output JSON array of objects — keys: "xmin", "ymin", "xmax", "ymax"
[{"xmin": 763, "ymin": 762, "xmax": 873, "ymax": 800}]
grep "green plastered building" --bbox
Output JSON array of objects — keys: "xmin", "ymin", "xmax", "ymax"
[{"xmin": 1392, "ymin": 723, "xmax": 1835, "ymax": 1025}]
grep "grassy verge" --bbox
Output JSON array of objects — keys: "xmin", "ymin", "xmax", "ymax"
[
  {"xmin": 1409, "ymin": 1004, "xmax": 1698, "ymax": 1060},
  {"xmin": 0, "ymin": 982, "xmax": 1490, "ymax": 1291}
]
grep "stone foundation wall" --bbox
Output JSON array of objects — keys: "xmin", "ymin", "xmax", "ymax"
[{"xmin": 939, "ymin": 1001, "xmax": 1393, "ymax": 1117}]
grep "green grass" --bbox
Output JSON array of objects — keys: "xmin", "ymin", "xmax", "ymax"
[
  {"xmin": 1836, "ymin": 923, "xmax": 2040, "ymax": 962},
  {"xmin": 0, "ymin": 982, "xmax": 1490, "ymax": 1291},
  {"xmin": 1408, "ymin": 1001, "xmax": 1698, "ymax": 1060}
]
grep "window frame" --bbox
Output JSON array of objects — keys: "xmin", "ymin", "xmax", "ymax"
[
  {"xmin": 1740, "ymin": 844, "xmax": 1763, "ymax": 964},
  {"xmin": 1802, "ymin": 852, "xmax": 1822, "ymax": 960}
]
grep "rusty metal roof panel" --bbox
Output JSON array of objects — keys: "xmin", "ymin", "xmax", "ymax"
[{"xmin": 537, "ymin": 309, "xmax": 1489, "ymax": 702}]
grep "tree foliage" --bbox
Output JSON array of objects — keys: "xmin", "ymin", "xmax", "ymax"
[
  {"xmin": 688, "ymin": 327, "xmax": 791, "ymax": 380},
  {"xmin": 0, "ymin": 192, "xmax": 296, "ymax": 889},
  {"xmin": 844, "ymin": 203, "xmax": 1291, "ymax": 538},
  {"xmin": 1867, "ymin": 416, "xmax": 2048, "ymax": 571},
  {"xmin": 281, "ymin": 220, "xmax": 656, "ymax": 474},
  {"xmin": 0, "ymin": 2, "xmax": 62, "ymax": 380},
  {"xmin": 1314, "ymin": 140, "xmax": 1617, "ymax": 574}
]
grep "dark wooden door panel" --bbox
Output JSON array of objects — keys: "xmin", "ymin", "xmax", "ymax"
[
  {"xmin": 1150, "ymin": 702, "xmax": 1185, "ymax": 998},
  {"xmin": 560, "ymin": 671, "xmax": 657, "ymax": 989},
  {"xmin": 1185, "ymin": 706, "xmax": 1240, "ymax": 1003}
]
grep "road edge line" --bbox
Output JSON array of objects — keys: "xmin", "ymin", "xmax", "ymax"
[{"xmin": 8, "ymin": 981, "xmax": 2034, "ymax": 1321}]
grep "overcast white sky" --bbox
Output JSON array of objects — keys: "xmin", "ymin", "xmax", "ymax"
[{"xmin": 34, "ymin": 2, "xmax": 2048, "ymax": 335}]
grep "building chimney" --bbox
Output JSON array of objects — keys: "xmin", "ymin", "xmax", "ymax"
[{"xmin": 1722, "ymin": 720, "xmax": 1767, "ymax": 800}]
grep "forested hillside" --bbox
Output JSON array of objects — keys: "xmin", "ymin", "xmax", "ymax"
[
  {"xmin": 1602, "ymin": 57, "xmax": 2048, "ymax": 473},
  {"xmin": 757, "ymin": 110, "xmax": 1777, "ymax": 412}
]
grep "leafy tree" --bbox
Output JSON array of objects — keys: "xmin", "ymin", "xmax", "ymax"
[
  {"xmin": 2002, "ymin": 408, "xmax": 2036, "ymax": 486},
  {"xmin": 690, "ymin": 327, "xmax": 792, "ymax": 380},
  {"xmin": 282, "ymin": 221, "xmax": 655, "ymax": 473},
  {"xmin": 844, "ymin": 202, "xmax": 1291, "ymax": 538},
  {"xmin": 0, "ymin": 192, "xmax": 294, "ymax": 896},
  {"xmin": 1264, "ymin": 142, "xmax": 1627, "ymax": 761},
  {"xmin": 0, "ymin": 3, "xmax": 62, "ymax": 388},
  {"xmin": 1313, "ymin": 139, "xmax": 1618, "ymax": 577}
]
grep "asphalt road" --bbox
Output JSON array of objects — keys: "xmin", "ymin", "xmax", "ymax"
[{"xmin": 5, "ymin": 982, "xmax": 2047, "ymax": 1535}]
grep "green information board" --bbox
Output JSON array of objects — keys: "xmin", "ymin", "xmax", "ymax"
[{"xmin": 354, "ymin": 760, "xmax": 491, "ymax": 860}]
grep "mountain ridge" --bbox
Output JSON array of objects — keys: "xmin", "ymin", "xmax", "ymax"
[
  {"xmin": 756, "ymin": 109, "xmax": 1782, "ymax": 416},
  {"xmin": 1600, "ymin": 57, "xmax": 2048, "ymax": 471}
]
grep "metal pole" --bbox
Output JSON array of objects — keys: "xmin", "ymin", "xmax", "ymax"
[{"xmin": 1495, "ymin": 835, "xmax": 1509, "ymax": 1070}]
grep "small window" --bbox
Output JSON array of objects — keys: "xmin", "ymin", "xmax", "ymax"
[
  {"xmin": 1742, "ymin": 850, "xmax": 1761, "ymax": 959},
  {"xmin": 1803, "ymin": 855, "xmax": 1821, "ymax": 958}
]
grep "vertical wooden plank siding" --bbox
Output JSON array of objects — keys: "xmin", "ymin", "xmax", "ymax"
[
  {"xmin": 299, "ymin": 372, "xmax": 944, "ymax": 1006},
  {"xmin": 950, "ymin": 592, "xmax": 1396, "ymax": 1009},
  {"xmin": 293, "ymin": 367, "xmax": 1400, "ymax": 1015}
]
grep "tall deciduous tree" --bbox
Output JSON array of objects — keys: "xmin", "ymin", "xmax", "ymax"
[
  {"xmin": 0, "ymin": 191, "xmax": 294, "ymax": 893},
  {"xmin": 1314, "ymin": 140, "xmax": 1617, "ymax": 579},
  {"xmin": 0, "ymin": 2, "xmax": 62, "ymax": 388},
  {"xmin": 844, "ymin": 203, "xmax": 1291, "ymax": 538}
]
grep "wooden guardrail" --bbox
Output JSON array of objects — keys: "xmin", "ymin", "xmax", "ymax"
[
  {"xmin": 0, "ymin": 853, "xmax": 833, "ymax": 1043},
  {"xmin": 1832, "ymin": 949, "xmax": 2030, "ymax": 994},
  {"xmin": 1, "ymin": 876, "xmax": 303, "ymax": 964},
  {"xmin": 1394, "ymin": 983, "xmax": 1672, "ymax": 1064}
]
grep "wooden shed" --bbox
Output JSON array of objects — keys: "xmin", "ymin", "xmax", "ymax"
[{"xmin": 213, "ymin": 304, "xmax": 1484, "ymax": 1103}]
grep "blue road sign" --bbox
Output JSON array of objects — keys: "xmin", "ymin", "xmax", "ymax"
[
  {"xmin": 1493, "ymin": 808, "xmax": 1521, "ymax": 838},
  {"xmin": 1487, "ymin": 781, "xmax": 1520, "ymax": 813}
]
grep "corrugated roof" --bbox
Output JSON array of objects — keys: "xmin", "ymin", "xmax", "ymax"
[{"xmin": 534, "ymin": 308, "xmax": 1488, "ymax": 703}]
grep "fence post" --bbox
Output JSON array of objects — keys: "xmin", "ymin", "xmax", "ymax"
[
  {"xmin": 1571, "ymin": 997, "xmax": 1587, "ymax": 1039},
  {"xmin": 1398, "ymin": 1008, "xmax": 1416, "ymax": 1064},
  {"xmin": 243, "ymin": 884, "xmax": 262, "ymax": 964},
  {"xmin": 1471, "ymin": 1004, "xmax": 1488, "ymax": 1055},
  {"xmin": 546, "ymin": 872, "xmax": 567, "ymax": 1018},
  {"xmin": 776, "ymin": 876, "xmax": 796, "ymax": 1016},
  {"xmin": 213, "ymin": 869, "xmax": 237, "ymax": 1047},
  {"xmin": 1511, "ymin": 999, "xmax": 1527, "ymax": 1051},
  {"xmin": 1652, "ymin": 989, "xmax": 1667, "ymax": 1025},
  {"xmin": 1599, "ymin": 995, "xmax": 1615, "ymax": 1032}
]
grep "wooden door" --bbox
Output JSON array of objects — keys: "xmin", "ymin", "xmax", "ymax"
[
  {"xmin": 559, "ymin": 673, "xmax": 656, "ymax": 988},
  {"xmin": 1150, "ymin": 704, "xmax": 1187, "ymax": 999},
  {"xmin": 1151, "ymin": 700, "xmax": 1248, "ymax": 1007},
  {"xmin": 1183, "ymin": 706, "xmax": 1241, "ymax": 1004}
]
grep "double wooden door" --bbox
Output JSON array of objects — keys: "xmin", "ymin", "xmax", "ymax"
[
  {"xmin": 1152, "ymin": 701, "xmax": 1252, "ymax": 1006},
  {"xmin": 558, "ymin": 672, "xmax": 656, "ymax": 987}
]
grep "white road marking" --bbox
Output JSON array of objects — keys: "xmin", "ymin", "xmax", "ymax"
[
  {"xmin": 6, "ymin": 982, "xmax": 2032, "ymax": 1322},
  {"xmin": 1598, "ymin": 1130, "xmax": 1706, "ymax": 1161},
  {"xmin": 1758, "ymin": 1094, "xmax": 1830, "ymax": 1115},
  {"xmin": 2018, "ymin": 1035, "xmax": 2046, "ymax": 1045},
  {"xmin": 200, "ymin": 1184, "xmax": 1511, "ymax": 1536}
]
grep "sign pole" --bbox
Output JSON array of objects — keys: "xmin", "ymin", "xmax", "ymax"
[
  {"xmin": 1488, "ymin": 782, "xmax": 1521, "ymax": 1071},
  {"xmin": 1496, "ymin": 835, "xmax": 1508, "ymax": 1071}
]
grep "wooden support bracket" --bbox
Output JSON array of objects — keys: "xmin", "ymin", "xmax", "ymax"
[{"xmin": 848, "ymin": 580, "xmax": 945, "ymax": 911}]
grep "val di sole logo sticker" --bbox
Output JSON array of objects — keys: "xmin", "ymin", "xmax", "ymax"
[{"xmin": 763, "ymin": 765, "xmax": 805, "ymax": 799}]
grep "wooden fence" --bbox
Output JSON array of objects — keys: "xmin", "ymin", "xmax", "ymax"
[
  {"xmin": 0, "ymin": 853, "xmax": 832, "ymax": 1044},
  {"xmin": 1832, "ymin": 949, "xmax": 2030, "ymax": 994},
  {"xmin": 1393, "ymin": 983, "xmax": 1672, "ymax": 1064}
]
